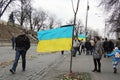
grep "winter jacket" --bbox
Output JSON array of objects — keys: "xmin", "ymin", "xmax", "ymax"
[
  {"xmin": 103, "ymin": 40, "xmax": 109, "ymax": 51},
  {"xmin": 73, "ymin": 40, "xmax": 80, "ymax": 48},
  {"xmin": 15, "ymin": 34, "xmax": 30, "ymax": 51},
  {"xmin": 106, "ymin": 50, "xmax": 120, "ymax": 62},
  {"xmin": 116, "ymin": 40, "xmax": 120, "ymax": 49},
  {"xmin": 93, "ymin": 40, "xmax": 102, "ymax": 59}
]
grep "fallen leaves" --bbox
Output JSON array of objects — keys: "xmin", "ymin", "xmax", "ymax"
[
  {"xmin": 0, "ymin": 59, "xmax": 14, "ymax": 68},
  {"xmin": 0, "ymin": 55, "xmax": 36, "ymax": 68},
  {"xmin": 60, "ymin": 72, "xmax": 91, "ymax": 80}
]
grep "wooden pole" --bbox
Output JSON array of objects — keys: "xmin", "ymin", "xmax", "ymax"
[
  {"xmin": 85, "ymin": 0, "xmax": 89, "ymax": 36},
  {"xmin": 70, "ymin": 0, "xmax": 80, "ymax": 74}
]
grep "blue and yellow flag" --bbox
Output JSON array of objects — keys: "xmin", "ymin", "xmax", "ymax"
[
  {"xmin": 78, "ymin": 34, "xmax": 86, "ymax": 41},
  {"xmin": 37, "ymin": 25, "xmax": 73, "ymax": 52}
]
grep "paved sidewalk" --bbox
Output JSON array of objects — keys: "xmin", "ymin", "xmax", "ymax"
[
  {"xmin": 0, "ymin": 46, "xmax": 120, "ymax": 80},
  {"xmin": 42, "ymin": 52, "xmax": 120, "ymax": 80}
]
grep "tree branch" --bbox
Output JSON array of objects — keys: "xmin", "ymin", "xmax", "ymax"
[{"xmin": 71, "ymin": 0, "xmax": 75, "ymax": 13}]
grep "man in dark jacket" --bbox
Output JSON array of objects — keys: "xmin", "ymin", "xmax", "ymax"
[
  {"xmin": 103, "ymin": 38, "xmax": 109, "ymax": 58},
  {"xmin": 116, "ymin": 38, "xmax": 120, "ymax": 50},
  {"xmin": 108, "ymin": 39, "xmax": 114, "ymax": 53},
  {"xmin": 85, "ymin": 40, "xmax": 91, "ymax": 55},
  {"xmin": 10, "ymin": 29, "xmax": 30, "ymax": 74}
]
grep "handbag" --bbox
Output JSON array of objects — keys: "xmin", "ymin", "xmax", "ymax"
[{"xmin": 93, "ymin": 51, "xmax": 102, "ymax": 59}]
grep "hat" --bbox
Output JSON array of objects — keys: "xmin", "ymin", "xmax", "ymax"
[{"xmin": 114, "ymin": 47, "xmax": 118, "ymax": 51}]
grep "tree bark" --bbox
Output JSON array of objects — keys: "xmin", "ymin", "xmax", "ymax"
[{"xmin": 0, "ymin": 0, "xmax": 12, "ymax": 18}]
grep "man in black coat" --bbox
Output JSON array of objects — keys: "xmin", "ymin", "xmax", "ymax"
[
  {"xmin": 10, "ymin": 29, "xmax": 30, "ymax": 74},
  {"xmin": 108, "ymin": 39, "xmax": 114, "ymax": 53},
  {"xmin": 103, "ymin": 38, "xmax": 109, "ymax": 58}
]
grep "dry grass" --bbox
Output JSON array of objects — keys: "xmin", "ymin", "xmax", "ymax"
[
  {"xmin": 59, "ymin": 72, "xmax": 91, "ymax": 80},
  {"xmin": 0, "ymin": 22, "xmax": 37, "ymax": 43}
]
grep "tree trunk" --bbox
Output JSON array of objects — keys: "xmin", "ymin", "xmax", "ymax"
[
  {"xmin": 116, "ymin": 32, "xmax": 120, "ymax": 39},
  {"xmin": 0, "ymin": 0, "xmax": 12, "ymax": 18}
]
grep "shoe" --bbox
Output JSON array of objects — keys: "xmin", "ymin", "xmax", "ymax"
[
  {"xmin": 72, "ymin": 55, "xmax": 76, "ymax": 57},
  {"xmin": 10, "ymin": 69, "xmax": 15, "ymax": 74},
  {"xmin": 97, "ymin": 70, "xmax": 101, "ymax": 73},
  {"xmin": 92, "ymin": 69, "xmax": 97, "ymax": 72},
  {"xmin": 23, "ymin": 69, "xmax": 25, "ymax": 71},
  {"xmin": 114, "ymin": 68, "xmax": 117, "ymax": 74}
]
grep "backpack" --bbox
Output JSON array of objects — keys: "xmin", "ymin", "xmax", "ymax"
[{"xmin": 115, "ymin": 52, "xmax": 120, "ymax": 58}]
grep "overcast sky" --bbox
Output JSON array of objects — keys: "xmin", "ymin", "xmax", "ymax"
[
  {"xmin": 32, "ymin": 0, "xmax": 105, "ymax": 35},
  {"xmin": 1, "ymin": 0, "xmax": 105, "ymax": 36}
]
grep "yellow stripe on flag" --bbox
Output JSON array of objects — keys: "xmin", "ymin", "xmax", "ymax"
[
  {"xmin": 37, "ymin": 38, "xmax": 72, "ymax": 52},
  {"xmin": 78, "ymin": 38, "xmax": 86, "ymax": 42}
]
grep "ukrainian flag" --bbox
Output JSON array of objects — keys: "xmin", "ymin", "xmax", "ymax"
[
  {"xmin": 78, "ymin": 34, "xmax": 86, "ymax": 41},
  {"xmin": 37, "ymin": 25, "xmax": 73, "ymax": 52}
]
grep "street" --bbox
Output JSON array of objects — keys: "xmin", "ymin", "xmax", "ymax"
[
  {"xmin": 0, "ymin": 46, "xmax": 65, "ymax": 80},
  {"xmin": 0, "ymin": 46, "xmax": 120, "ymax": 80}
]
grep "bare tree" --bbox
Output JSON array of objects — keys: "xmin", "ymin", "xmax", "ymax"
[
  {"xmin": 32, "ymin": 8, "xmax": 48, "ymax": 31},
  {"xmin": 14, "ymin": 10, "xmax": 21, "ymax": 24},
  {"xmin": 13, "ymin": 0, "xmax": 33, "ymax": 29},
  {"xmin": 76, "ymin": 19, "xmax": 84, "ymax": 34},
  {"xmin": 99, "ymin": 0, "xmax": 119, "ymax": 12},
  {"xmin": 99, "ymin": 0, "xmax": 120, "ymax": 38},
  {"xmin": 0, "ymin": 0, "xmax": 15, "ymax": 18},
  {"xmin": 71, "ymin": 0, "xmax": 80, "ymax": 25},
  {"xmin": 24, "ymin": 2, "xmax": 33, "ymax": 30},
  {"xmin": 66, "ymin": 19, "xmax": 74, "ymax": 24},
  {"xmin": 47, "ymin": 14, "xmax": 56, "ymax": 29},
  {"xmin": 66, "ymin": 19, "xmax": 83, "ymax": 34},
  {"xmin": 20, "ymin": 0, "xmax": 31, "ymax": 26},
  {"xmin": 71, "ymin": 0, "xmax": 80, "ymax": 36},
  {"xmin": 69, "ymin": 0, "xmax": 80, "ymax": 75},
  {"xmin": 55, "ymin": 19, "xmax": 62, "ymax": 28},
  {"xmin": 7, "ymin": 11, "xmax": 15, "ymax": 26}
]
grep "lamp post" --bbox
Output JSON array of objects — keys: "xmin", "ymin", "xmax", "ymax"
[{"xmin": 85, "ymin": 0, "xmax": 89, "ymax": 36}]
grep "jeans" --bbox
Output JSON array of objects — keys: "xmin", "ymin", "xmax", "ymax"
[
  {"xmin": 12, "ymin": 50, "xmax": 26, "ymax": 72},
  {"xmin": 90, "ymin": 46, "xmax": 95, "ymax": 55},
  {"xmin": 113, "ymin": 61, "xmax": 118, "ymax": 69},
  {"xmin": 72, "ymin": 47, "xmax": 80, "ymax": 56}
]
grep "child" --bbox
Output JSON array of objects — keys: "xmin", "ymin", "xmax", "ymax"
[{"xmin": 106, "ymin": 47, "xmax": 120, "ymax": 73}]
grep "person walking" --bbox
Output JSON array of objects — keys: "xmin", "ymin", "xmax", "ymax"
[
  {"xmin": 108, "ymin": 39, "xmax": 114, "ymax": 53},
  {"xmin": 92, "ymin": 36, "xmax": 102, "ymax": 73},
  {"xmin": 11, "ymin": 36, "xmax": 16, "ymax": 50},
  {"xmin": 80, "ymin": 39, "xmax": 85, "ymax": 54},
  {"xmin": 61, "ymin": 51, "xmax": 64, "ymax": 55},
  {"xmin": 10, "ymin": 29, "xmax": 30, "ymax": 74},
  {"xmin": 116, "ymin": 38, "xmax": 120, "ymax": 50},
  {"xmin": 90, "ymin": 39, "xmax": 95, "ymax": 55},
  {"xmin": 106, "ymin": 48, "xmax": 120, "ymax": 73},
  {"xmin": 72, "ymin": 36, "xmax": 81, "ymax": 57},
  {"xmin": 85, "ymin": 40, "xmax": 91, "ymax": 55},
  {"xmin": 103, "ymin": 38, "xmax": 109, "ymax": 58}
]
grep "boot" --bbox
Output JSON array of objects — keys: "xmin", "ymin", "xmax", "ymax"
[
  {"xmin": 114, "ymin": 68, "xmax": 117, "ymax": 74},
  {"xmin": 92, "ymin": 69, "xmax": 97, "ymax": 72}
]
